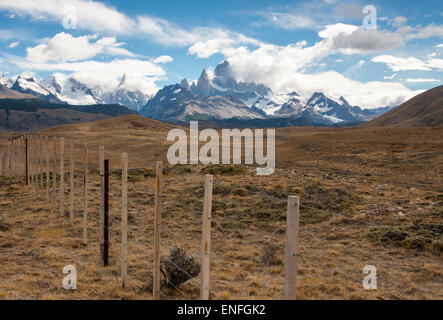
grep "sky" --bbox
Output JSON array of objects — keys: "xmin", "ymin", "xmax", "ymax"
[{"xmin": 0, "ymin": 0, "xmax": 442, "ymax": 108}]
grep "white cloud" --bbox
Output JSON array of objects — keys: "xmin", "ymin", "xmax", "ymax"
[
  {"xmin": 153, "ymin": 55, "xmax": 173, "ymax": 64},
  {"xmin": 372, "ymin": 55, "xmax": 443, "ymax": 71},
  {"xmin": 9, "ymin": 55, "xmax": 166, "ymax": 96},
  {"xmin": 405, "ymin": 78, "xmax": 440, "ymax": 83},
  {"xmin": 371, "ymin": 55, "xmax": 432, "ymax": 71},
  {"xmin": 0, "ymin": 0, "xmax": 260, "ymax": 51},
  {"xmin": 404, "ymin": 24, "xmax": 443, "ymax": 40},
  {"xmin": 197, "ymin": 22, "xmax": 425, "ymax": 108},
  {"xmin": 427, "ymin": 58, "xmax": 443, "ymax": 71},
  {"xmin": 8, "ymin": 41, "xmax": 19, "ymax": 48},
  {"xmin": 392, "ymin": 16, "xmax": 407, "ymax": 27},
  {"xmin": 266, "ymin": 12, "xmax": 316, "ymax": 30},
  {"xmin": 355, "ymin": 60, "xmax": 365, "ymax": 67},
  {"xmin": 319, "ymin": 24, "xmax": 404, "ymax": 54},
  {"xmin": 0, "ymin": 0, "xmax": 134, "ymax": 34},
  {"xmin": 26, "ymin": 32, "xmax": 134, "ymax": 63},
  {"xmin": 187, "ymin": 31, "xmax": 262, "ymax": 58},
  {"xmin": 0, "ymin": 29, "xmax": 21, "ymax": 40},
  {"xmin": 383, "ymin": 73, "xmax": 397, "ymax": 80},
  {"xmin": 223, "ymin": 43, "xmax": 420, "ymax": 108}
]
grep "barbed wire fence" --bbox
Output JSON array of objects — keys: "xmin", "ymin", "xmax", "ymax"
[{"xmin": 0, "ymin": 133, "xmax": 441, "ymax": 300}]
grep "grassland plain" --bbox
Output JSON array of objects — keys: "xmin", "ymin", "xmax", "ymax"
[{"xmin": 0, "ymin": 115, "xmax": 442, "ymax": 299}]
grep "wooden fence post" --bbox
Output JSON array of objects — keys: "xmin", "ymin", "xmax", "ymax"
[
  {"xmin": 99, "ymin": 146, "xmax": 105, "ymax": 258},
  {"xmin": 284, "ymin": 196, "xmax": 299, "ymax": 300},
  {"xmin": 153, "ymin": 161, "xmax": 163, "ymax": 300},
  {"xmin": 46, "ymin": 138, "xmax": 50, "ymax": 202},
  {"xmin": 52, "ymin": 138, "xmax": 57, "ymax": 210},
  {"xmin": 121, "ymin": 153, "xmax": 128, "ymax": 288},
  {"xmin": 60, "ymin": 137, "xmax": 65, "ymax": 217},
  {"xmin": 0, "ymin": 150, "xmax": 3, "ymax": 176},
  {"xmin": 200, "ymin": 174, "xmax": 213, "ymax": 300},
  {"xmin": 70, "ymin": 140, "xmax": 75, "ymax": 224},
  {"xmin": 25, "ymin": 136, "xmax": 29, "ymax": 185},
  {"xmin": 29, "ymin": 137, "xmax": 33, "ymax": 187},
  {"xmin": 83, "ymin": 143, "xmax": 88, "ymax": 245},
  {"xmin": 33, "ymin": 136, "xmax": 37, "ymax": 190},
  {"xmin": 103, "ymin": 159, "xmax": 109, "ymax": 266},
  {"xmin": 40, "ymin": 135, "xmax": 44, "ymax": 191},
  {"xmin": 12, "ymin": 138, "xmax": 16, "ymax": 179},
  {"xmin": 36, "ymin": 136, "xmax": 40, "ymax": 190}
]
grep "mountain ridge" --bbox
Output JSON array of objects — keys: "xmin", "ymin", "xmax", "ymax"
[
  {"xmin": 363, "ymin": 85, "xmax": 443, "ymax": 127},
  {"xmin": 0, "ymin": 98, "xmax": 137, "ymax": 132}
]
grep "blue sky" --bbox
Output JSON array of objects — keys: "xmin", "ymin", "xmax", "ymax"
[{"xmin": 0, "ymin": 0, "xmax": 442, "ymax": 108}]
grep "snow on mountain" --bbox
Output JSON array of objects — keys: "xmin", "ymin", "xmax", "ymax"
[
  {"xmin": 41, "ymin": 73, "xmax": 149, "ymax": 111},
  {"xmin": 1, "ymin": 61, "xmax": 394, "ymax": 125},
  {"xmin": 0, "ymin": 74, "xmax": 7, "ymax": 86},
  {"xmin": 11, "ymin": 76, "xmax": 64, "ymax": 103},
  {"xmin": 140, "ymin": 61, "xmax": 393, "ymax": 125},
  {"xmin": 140, "ymin": 81, "xmax": 265, "ymax": 122},
  {"xmin": 272, "ymin": 91, "xmax": 391, "ymax": 125},
  {"xmin": 305, "ymin": 92, "xmax": 383, "ymax": 123},
  {"xmin": 190, "ymin": 61, "xmax": 286, "ymax": 115}
]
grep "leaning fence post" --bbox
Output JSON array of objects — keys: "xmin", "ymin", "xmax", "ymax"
[
  {"xmin": 99, "ymin": 146, "xmax": 105, "ymax": 258},
  {"xmin": 284, "ymin": 196, "xmax": 299, "ymax": 300},
  {"xmin": 121, "ymin": 153, "xmax": 128, "ymax": 288},
  {"xmin": 103, "ymin": 159, "xmax": 109, "ymax": 267},
  {"xmin": 60, "ymin": 137, "xmax": 65, "ymax": 217},
  {"xmin": 70, "ymin": 140, "xmax": 75, "ymax": 224},
  {"xmin": 153, "ymin": 161, "xmax": 163, "ymax": 300},
  {"xmin": 200, "ymin": 174, "xmax": 213, "ymax": 300},
  {"xmin": 83, "ymin": 143, "xmax": 88, "ymax": 245}
]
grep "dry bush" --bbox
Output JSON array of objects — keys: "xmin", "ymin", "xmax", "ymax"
[
  {"xmin": 161, "ymin": 246, "xmax": 200, "ymax": 287},
  {"xmin": 261, "ymin": 242, "xmax": 282, "ymax": 266}
]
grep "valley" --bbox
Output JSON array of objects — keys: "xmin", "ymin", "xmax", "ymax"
[{"xmin": 0, "ymin": 115, "xmax": 441, "ymax": 299}]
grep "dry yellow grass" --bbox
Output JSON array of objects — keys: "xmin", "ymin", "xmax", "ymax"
[{"xmin": 0, "ymin": 115, "xmax": 442, "ymax": 300}]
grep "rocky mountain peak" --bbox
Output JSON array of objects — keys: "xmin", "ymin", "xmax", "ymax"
[
  {"xmin": 196, "ymin": 69, "xmax": 211, "ymax": 96},
  {"xmin": 180, "ymin": 78, "xmax": 190, "ymax": 90}
]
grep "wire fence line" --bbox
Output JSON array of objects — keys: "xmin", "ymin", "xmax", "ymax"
[{"xmin": 1, "ymin": 134, "xmax": 441, "ymax": 300}]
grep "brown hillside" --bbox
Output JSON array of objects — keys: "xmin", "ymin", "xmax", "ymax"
[
  {"xmin": 0, "ymin": 84, "xmax": 35, "ymax": 99},
  {"xmin": 39, "ymin": 115, "xmax": 178, "ymax": 166},
  {"xmin": 364, "ymin": 85, "xmax": 443, "ymax": 127}
]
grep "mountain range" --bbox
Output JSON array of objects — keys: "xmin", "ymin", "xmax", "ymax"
[
  {"xmin": 2, "ymin": 61, "xmax": 395, "ymax": 126},
  {"xmin": 141, "ymin": 61, "xmax": 393, "ymax": 125},
  {"xmin": 1, "ymin": 73, "xmax": 150, "ymax": 111}
]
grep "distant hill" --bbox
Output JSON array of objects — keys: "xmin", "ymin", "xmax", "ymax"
[
  {"xmin": 364, "ymin": 85, "xmax": 443, "ymax": 127},
  {"xmin": 0, "ymin": 98, "xmax": 137, "ymax": 132},
  {"xmin": 0, "ymin": 84, "xmax": 35, "ymax": 99}
]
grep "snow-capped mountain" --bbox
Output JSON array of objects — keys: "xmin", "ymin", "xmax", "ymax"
[
  {"xmin": 189, "ymin": 61, "xmax": 288, "ymax": 115},
  {"xmin": 41, "ymin": 73, "xmax": 149, "ymax": 111},
  {"xmin": 140, "ymin": 80, "xmax": 265, "ymax": 122},
  {"xmin": 139, "ymin": 60, "xmax": 391, "ymax": 125},
  {"xmin": 1, "ymin": 61, "xmax": 394, "ymax": 126},
  {"xmin": 273, "ymin": 91, "xmax": 392, "ymax": 125},
  {"xmin": 11, "ymin": 76, "xmax": 65, "ymax": 103},
  {"xmin": 0, "ymin": 74, "xmax": 15, "ymax": 88}
]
